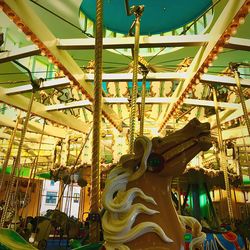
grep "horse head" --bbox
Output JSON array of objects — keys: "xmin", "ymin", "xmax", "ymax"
[{"xmin": 102, "ymin": 118, "xmax": 212, "ymax": 250}]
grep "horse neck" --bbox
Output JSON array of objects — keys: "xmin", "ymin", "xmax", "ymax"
[
  {"xmin": 129, "ymin": 172, "xmax": 175, "ymax": 216},
  {"xmin": 127, "ymin": 172, "xmax": 185, "ymax": 249}
]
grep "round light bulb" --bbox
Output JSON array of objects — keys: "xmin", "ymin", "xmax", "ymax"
[
  {"xmin": 203, "ymin": 67, "xmax": 208, "ymax": 73},
  {"xmin": 48, "ymin": 57, "xmax": 53, "ymax": 63},
  {"xmin": 40, "ymin": 50, "xmax": 46, "ymax": 56},
  {"xmin": 223, "ymin": 34, "xmax": 231, "ymax": 43},
  {"xmin": 230, "ymin": 27, "xmax": 237, "ymax": 35},
  {"xmin": 26, "ymin": 35, "xmax": 31, "ymax": 41},
  {"xmin": 218, "ymin": 46, "xmax": 224, "ymax": 53},
  {"xmin": 239, "ymin": 16, "xmax": 245, "ymax": 24}
]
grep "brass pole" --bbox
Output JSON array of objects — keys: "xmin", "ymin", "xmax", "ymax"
[
  {"xmin": 0, "ymin": 91, "xmax": 35, "ymax": 227},
  {"xmin": 21, "ymin": 120, "xmax": 46, "ymax": 218},
  {"xmin": 0, "ymin": 112, "xmax": 21, "ymax": 190},
  {"xmin": 139, "ymin": 70, "xmax": 148, "ymax": 136},
  {"xmin": 129, "ymin": 7, "xmax": 143, "ymax": 153},
  {"xmin": 212, "ymin": 87, "xmax": 234, "ymax": 223},
  {"xmin": 89, "ymin": 0, "xmax": 103, "ymax": 242},
  {"xmin": 233, "ymin": 69, "xmax": 250, "ymax": 136}
]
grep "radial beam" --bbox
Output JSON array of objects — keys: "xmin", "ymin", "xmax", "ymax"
[
  {"xmin": 57, "ymin": 35, "xmax": 250, "ymax": 51},
  {"xmin": 1, "ymin": 36, "xmax": 248, "ymax": 64},
  {"xmin": 57, "ymin": 34, "xmax": 209, "ymax": 50},
  {"xmin": 5, "ymin": 77, "xmax": 70, "ymax": 95},
  {"xmin": 0, "ymin": 87, "xmax": 89, "ymax": 133},
  {"xmin": 222, "ymin": 126, "xmax": 249, "ymax": 140},
  {"xmin": 45, "ymin": 97, "xmax": 241, "ymax": 111},
  {"xmin": 225, "ymin": 37, "xmax": 250, "ymax": 51},
  {"xmin": 2, "ymin": 0, "xmax": 122, "ymax": 131},
  {"xmin": 223, "ymin": 99, "xmax": 250, "ymax": 123},
  {"xmin": 0, "ymin": 113, "xmax": 67, "ymax": 138},
  {"xmin": 201, "ymin": 74, "xmax": 250, "ymax": 87},
  {"xmin": 158, "ymin": 0, "xmax": 248, "ymax": 132},
  {"xmin": 202, "ymin": 99, "xmax": 250, "ymax": 129},
  {"xmin": 0, "ymin": 44, "xmax": 40, "ymax": 63},
  {"xmin": 5, "ymin": 72, "xmax": 250, "ymax": 96}
]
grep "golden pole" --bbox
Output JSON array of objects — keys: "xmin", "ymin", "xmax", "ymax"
[
  {"xmin": 0, "ymin": 91, "xmax": 35, "ymax": 227},
  {"xmin": 212, "ymin": 87, "xmax": 234, "ymax": 223},
  {"xmin": 89, "ymin": 0, "xmax": 103, "ymax": 242},
  {"xmin": 129, "ymin": 7, "xmax": 144, "ymax": 153},
  {"xmin": 0, "ymin": 112, "xmax": 21, "ymax": 190},
  {"xmin": 21, "ymin": 120, "xmax": 46, "ymax": 218},
  {"xmin": 233, "ymin": 68, "xmax": 250, "ymax": 136},
  {"xmin": 139, "ymin": 70, "xmax": 148, "ymax": 136}
]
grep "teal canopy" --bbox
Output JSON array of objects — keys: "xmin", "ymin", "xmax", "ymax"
[{"xmin": 80, "ymin": 0, "xmax": 212, "ymax": 35}]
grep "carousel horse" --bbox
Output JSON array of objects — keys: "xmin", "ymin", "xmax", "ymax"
[
  {"xmin": 204, "ymin": 231, "xmax": 245, "ymax": 250},
  {"xmin": 21, "ymin": 210, "xmax": 81, "ymax": 249},
  {"xmin": 102, "ymin": 118, "xmax": 212, "ymax": 250},
  {"xmin": 50, "ymin": 164, "xmax": 88, "ymax": 187}
]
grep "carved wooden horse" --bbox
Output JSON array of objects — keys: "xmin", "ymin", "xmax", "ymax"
[{"xmin": 102, "ymin": 118, "xmax": 212, "ymax": 250}]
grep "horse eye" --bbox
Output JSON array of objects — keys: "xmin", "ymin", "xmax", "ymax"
[{"xmin": 147, "ymin": 153, "xmax": 164, "ymax": 173}]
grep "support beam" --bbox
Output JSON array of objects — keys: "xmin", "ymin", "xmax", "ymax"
[
  {"xmin": 222, "ymin": 126, "xmax": 249, "ymax": 140},
  {"xmin": 6, "ymin": 77, "xmax": 70, "ymax": 95},
  {"xmin": 58, "ymin": 34, "xmax": 209, "ymax": 50},
  {"xmin": 5, "ymin": 73, "xmax": 250, "ymax": 95},
  {"xmin": 0, "ymin": 87, "xmax": 89, "ymax": 133},
  {"xmin": 201, "ymin": 74, "xmax": 250, "ymax": 87},
  {"xmin": 0, "ymin": 113, "xmax": 67, "ymax": 138},
  {"xmin": 57, "ymin": 35, "xmax": 250, "ymax": 51},
  {"xmin": 203, "ymin": 99, "xmax": 250, "ymax": 129},
  {"xmin": 45, "ymin": 97, "xmax": 241, "ymax": 111},
  {"xmin": 2, "ymin": 0, "xmax": 122, "ymax": 131},
  {"xmin": 158, "ymin": 0, "xmax": 247, "ymax": 132},
  {"xmin": 223, "ymin": 99, "xmax": 250, "ymax": 123},
  {"xmin": 0, "ymin": 44, "xmax": 40, "ymax": 63},
  {"xmin": 1, "ymin": 36, "xmax": 248, "ymax": 65},
  {"xmin": 225, "ymin": 37, "xmax": 250, "ymax": 51}
]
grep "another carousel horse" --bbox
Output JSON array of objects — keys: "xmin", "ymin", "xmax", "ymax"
[
  {"xmin": 102, "ymin": 118, "xmax": 212, "ymax": 250},
  {"xmin": 50, "ymin": 165, "xmax": 87, "ymax": 187}
]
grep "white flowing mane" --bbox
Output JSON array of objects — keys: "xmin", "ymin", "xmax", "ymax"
[{"xmin": 102, "ymin": 136, "xmax": 206, "ymax": 250}]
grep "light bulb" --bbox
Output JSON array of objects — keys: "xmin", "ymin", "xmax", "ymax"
[
  {"xmin": 48, "ymin": 57, "xmax": 53, "ymax": 63},
  {"xmin": 223, "ymin": 34, "xmax": 231, "ymax": 43},
  {"xmin": 203, "ymin": 67, "xmax": 208, "ymax": 73},
  {"xmin": 218, "ymin": 46, "xmax": 224, "ymax": 53},
  {"xmin": 238, "ymin": 16, "xmax": 245, "ymax": 24},
  {"xmin": 26, "ymin": 35, "xmax": 31, "ymax": 41},
  {"xmin": 40, "ymin": 50, "xmax": 46, "ymax": 56}
]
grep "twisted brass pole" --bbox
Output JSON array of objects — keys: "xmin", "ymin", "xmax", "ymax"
[
  {"xmin": 233, "ymin": 69, "xmax": 250, "ymax": 136},
  {"xmin": 0, "ymin": 92, "xmax": 35, "ymax": 227},
  {"xmin": 89, "ymin": 0, "xmax": 103, "ymax": 242},
  {"xmin": 129, "ymin": 7, "xmax": 144, "ymax": 153},
  {"xmin": 139, "ymin": 70, "xmax": 148, "ymax": 136},
  {"xmin": 0, "ymin": 112, "xmax": 21, "ymax": 190},
  {"xmin": 212, "ymin": 87, "xmax": 234, "ymax": 222}
]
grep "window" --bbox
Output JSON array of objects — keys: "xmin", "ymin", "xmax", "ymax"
[
  {"xmin": 50, "ymin": 180, "xmax": 55, "ymax": 186},
  {"xmin": 73, "ymin": 193, "xmax": 80, "ymax": 203},
  {"xmin": 45, "ymin": 191, "xmax": 57, "ymax": 204}
]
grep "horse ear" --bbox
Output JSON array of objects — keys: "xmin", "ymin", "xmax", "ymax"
[{"xmin": 128, "ymin": 136, "xmax": 152, "ymax": 182}]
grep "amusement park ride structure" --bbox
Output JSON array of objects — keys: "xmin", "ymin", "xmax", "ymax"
[{"xmin": 0, "ymin": 0, "xmax": 250, "ymax": 249}]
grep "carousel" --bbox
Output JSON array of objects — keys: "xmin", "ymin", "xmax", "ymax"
[{"xmin": 0, "ymin": 0, "xmax": 250, "ymax": 249}]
